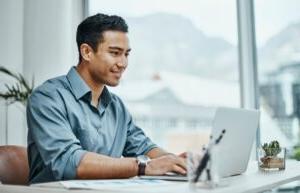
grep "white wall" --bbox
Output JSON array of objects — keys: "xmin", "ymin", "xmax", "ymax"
[
  {"xmin": 0, "ymin": 0, "xmax": 84, "ymax": 145},
  {"xmin": 23, "ymin": 0, "xmax": 83, "ymax": 84},
  {"xmin": 0, "ymin": 0, "xmax": 24, "ymax": 73},
  {"xmin": 0, "ymin": 0, "xmax": 25, "ymax": 145}
]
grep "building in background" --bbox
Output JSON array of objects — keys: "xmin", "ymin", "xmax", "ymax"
[
  {"xmin": 260, "ymin": 62, "xmax": 300, "ymax": 144},
  {"xmin": 110, "ymin": 71, "xmax": 291, "ymax": 152}
]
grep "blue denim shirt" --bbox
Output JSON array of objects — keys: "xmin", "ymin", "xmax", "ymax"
[{"xmin": 27, "ymin": 67, "xmax": 157, "ymax": 184}]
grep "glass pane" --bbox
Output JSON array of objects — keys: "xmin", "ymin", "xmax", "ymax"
[
  {"xmin": 255, "ymin": 0, "xmax": 300, "ymax": 157},
  {"xmin": 89, "ymin": 0, "xmax": 240, "ymax": 153}
]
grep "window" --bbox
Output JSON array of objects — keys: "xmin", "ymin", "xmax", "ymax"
[
  {"xmin": 254, "ymin": 0, "xmax": 300, "ymax": 148},
  {"xmin": 88, "ymin": 0, "xmax": 240, "ymax": 153}
]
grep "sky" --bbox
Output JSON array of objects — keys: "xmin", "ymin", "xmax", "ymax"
[{"xmin": 89, "ymin": 0, "xmax": 300, "ymax": 47}]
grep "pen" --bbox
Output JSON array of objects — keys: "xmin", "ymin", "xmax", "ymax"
[{"xmin": 193, "ymin": 150, "xmax": 210, "ymax": 182}]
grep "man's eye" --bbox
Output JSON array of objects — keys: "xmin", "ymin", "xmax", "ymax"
[
  {"xmin": 125, "ymin": 53, "xmax": 130, "ymax": 57},
  {"xmin": 110, "ymin": 51, "xmax": 119, "ymax": 56}
]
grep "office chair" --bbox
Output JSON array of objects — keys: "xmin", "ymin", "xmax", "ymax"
[{"xmin": 0, "ymin": 145, "xmax": 29, "ymax": 185}]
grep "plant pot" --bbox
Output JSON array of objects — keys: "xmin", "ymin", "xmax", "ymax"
[{"xmin": 258, "ymin": 148, "xmax": 286, "ymax": 171}]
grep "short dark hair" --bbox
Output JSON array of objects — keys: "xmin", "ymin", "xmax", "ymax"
[{"xmin": 76, "ymin": 13, "xmax": 128, "ymax": 62}]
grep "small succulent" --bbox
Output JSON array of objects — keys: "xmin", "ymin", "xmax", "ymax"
[
  {"xmin": 0, "ymin": 66, "xmax": 34, "ymax": 106},
  {"xmin": 262, "ymin": 140, "xmax": 281, "ymax": 157}
]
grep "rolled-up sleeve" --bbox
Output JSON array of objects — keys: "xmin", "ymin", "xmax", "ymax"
[
  {"xmin": 121, "ymin": 104, "xmax": 158, "ymax": 157},
  {"xmin": 27, "ymin": 89, "xmax": 87, "ymax": 180}
]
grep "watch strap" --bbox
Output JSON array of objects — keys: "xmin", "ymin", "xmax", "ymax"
[{"xmin": 138, "ymin": 162, "xmax": 146, "ymax": 176}]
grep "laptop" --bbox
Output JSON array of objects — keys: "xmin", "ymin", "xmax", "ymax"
[{"xmin": 139, "ymin": 107, "xmax": 260, "ymax": 181}]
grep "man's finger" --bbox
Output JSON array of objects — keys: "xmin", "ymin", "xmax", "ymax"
[
  {"xmin": 172, "ymin": 165, "xmax": 187, "ymax": 175},
  {"xmin": 175, "ymin": 156, "xmax": 187, "ymax": 170},
  {"xmin": 178, "ymin": 152, "xmax": 187, "ymax": 159}
]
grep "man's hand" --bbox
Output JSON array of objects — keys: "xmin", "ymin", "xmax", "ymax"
[{"xmin": 145, "ymin": 154, "xmax": 186, "ymax": 175}]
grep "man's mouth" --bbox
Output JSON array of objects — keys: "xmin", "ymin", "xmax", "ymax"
[{"xmin": 112, "ymin": 71, "xmax": 122, "ymax": 78}]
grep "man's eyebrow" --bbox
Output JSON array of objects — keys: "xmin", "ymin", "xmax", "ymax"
[{"xmin": 108, "ymin": 46, "xmax": 131, "ymax": 52}]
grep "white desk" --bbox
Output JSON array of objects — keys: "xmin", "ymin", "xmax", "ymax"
[{"xmin": 1, "ymin": 160, "xmax": 300, "ymax": 193}]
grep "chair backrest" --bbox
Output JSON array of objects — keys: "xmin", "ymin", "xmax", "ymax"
[{"xmin": 0, "ymin": 145, "xmax": 29, "ymax": 185}]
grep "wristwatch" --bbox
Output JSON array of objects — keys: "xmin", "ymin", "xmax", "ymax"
[{"xmin": 137, "ymin": 155, "xmax": 151, "ymax": 176}]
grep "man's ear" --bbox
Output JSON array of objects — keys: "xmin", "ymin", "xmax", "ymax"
[{"xmin": 80, "ymin": 43, "xmax": 93, "ymax": 61}]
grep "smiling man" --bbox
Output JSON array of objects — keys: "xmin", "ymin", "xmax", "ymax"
[{"xmin": 26, "ymin": 13, "xmax": 186, "ymax": 184}]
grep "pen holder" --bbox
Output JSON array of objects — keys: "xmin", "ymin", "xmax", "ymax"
[{"xmin": 187, "ymin": 147, "xmax": 220, "ymax": 189}]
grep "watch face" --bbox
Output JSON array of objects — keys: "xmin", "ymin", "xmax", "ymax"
[{"xmin": 137, "ymin": 155, "xmax": 150, "ymax": 164}]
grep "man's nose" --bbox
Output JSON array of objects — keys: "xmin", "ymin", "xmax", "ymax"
[{"xmin": 117, "ymin": 57, "xmax": 128, "ymax": 68}]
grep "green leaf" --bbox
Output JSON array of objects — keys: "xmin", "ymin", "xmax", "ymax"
[
  {"xmin": 261, "ymin": 140, "xmax": 281, "ymax": 156},
  {"xmin": 0, "ymin": 66, "xmax": 34, "ymax": 106}
]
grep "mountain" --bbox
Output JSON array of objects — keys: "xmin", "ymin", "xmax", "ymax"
[
  {"xmin": 123, "ymin": 13, "xmax": 238, "ymax": 81},
  {"xmin": 120, "ymin": 13, "xmax": 300, "ymax": 81},
  {"xmin": 258, "ymin": 22, "xmax": 300, "ymax": 74}
]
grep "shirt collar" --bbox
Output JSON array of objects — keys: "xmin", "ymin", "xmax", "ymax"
[
  {"xmin": 67, "ymin": 67, "xmax": 112, "ymax": 107},
  {"xmin": 67, "ymin": 67, "xmax": 91, "ymax": 100}
]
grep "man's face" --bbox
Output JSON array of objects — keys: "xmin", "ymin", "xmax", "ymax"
[{"xmin": 87, "ymin": 30, "xmax": 130, "ymax": 87}]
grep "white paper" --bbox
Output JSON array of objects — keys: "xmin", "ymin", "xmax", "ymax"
[{"xmin": 60, "ymin": 178, "xmax": 176, "ymax": 191}]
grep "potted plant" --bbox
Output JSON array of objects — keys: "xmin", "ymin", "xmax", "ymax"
[
  {"xmin": 259, "ymin": 140, "xmax": 285, "ymax": 171},
  {"xmin": 0, "ymin": 66, "xmax": 34, "ymax": 106},
  {"xmin": 0, "ymin": 66, "xmax": 34, "ymax": 144}
]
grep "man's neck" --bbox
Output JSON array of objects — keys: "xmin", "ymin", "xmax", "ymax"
[{"xmin": 76, "ymin": 63, "xmax": 104, "ymax": 107}]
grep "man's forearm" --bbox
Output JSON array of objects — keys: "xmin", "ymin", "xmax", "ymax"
[{"xmin": 76, "ymin": 152, "xmax": 138, "ymax": 179}]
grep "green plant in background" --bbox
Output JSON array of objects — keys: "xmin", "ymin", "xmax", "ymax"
[
  {"xmin": 262, "ymin": 140, "xmax": 282, "ymax": 157},
  {"xmin": 0, "ymin": 66, "xmax": 34, "ymax": 106},
  {"xmin": 293, "ymin": 147, "xmax": 300, "ymax": 161}
]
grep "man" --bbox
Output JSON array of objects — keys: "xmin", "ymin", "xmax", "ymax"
[{"xmin": 27, "ymin": 13, "xmax": 186, "ymax": 184}]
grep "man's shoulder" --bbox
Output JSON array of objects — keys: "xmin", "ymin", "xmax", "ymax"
[{"xmin": 30, "ymin": 75, "xmax": 69, "ymax": 101}]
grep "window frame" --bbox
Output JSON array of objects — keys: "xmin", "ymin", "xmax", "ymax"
[{"xmin": 236, "ymin": 0, "xmax": 260, "ymax": 158}]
